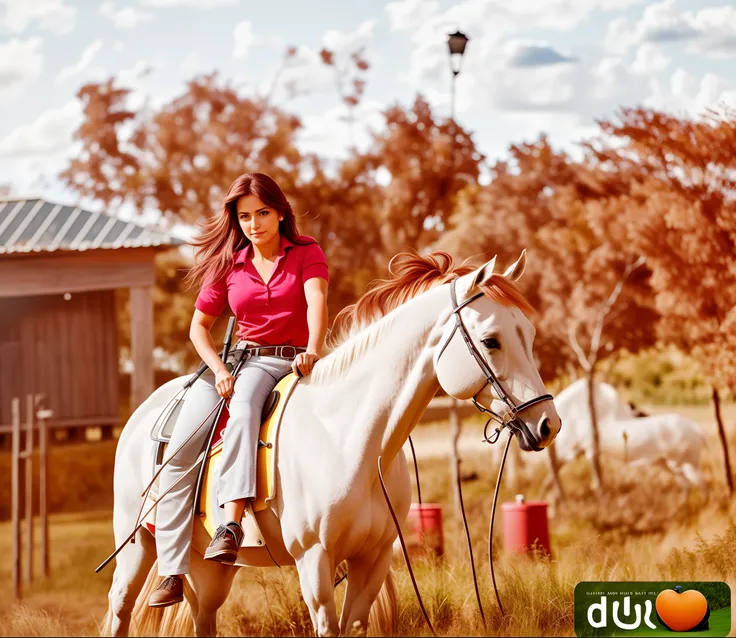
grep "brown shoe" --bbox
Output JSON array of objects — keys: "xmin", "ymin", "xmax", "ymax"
[
  {"xmin": 204, "ymin": 522, "xmax": 244, "ymax": 563},
  {"xmin": 148, "ymin": 575, "xmax": 183, "ymax": 608}
]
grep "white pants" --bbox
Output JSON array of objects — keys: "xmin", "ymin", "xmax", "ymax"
[{"xmin": 155, "ymin": 349, "xmax": 293, "ymax": 576}]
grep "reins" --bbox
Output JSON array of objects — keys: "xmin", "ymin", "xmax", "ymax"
[
  {"xmin": 96, "ymin": 318, "xmax": 243, "ymax": 573},
  {"xmin": 380, "ymin": 421, "xmax": 516, "ymax": 635},
  {"xmin": 380, "ymin": 277, "xmax": 556, "ymax": 633}
]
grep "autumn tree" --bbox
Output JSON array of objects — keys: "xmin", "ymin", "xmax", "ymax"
[
  {"xmin": 61, "ymin": 74, "xmax": 309, "ymax": 226},
  {"xmin": 317, "ymin": 47, "xmax": 370, "ymax": 151},
  {"xmin": 362, "ymin": 95, "xmax": 484, "ymax": 258},
  {"xmin": 441, "ymin": 136, "xmax": 660, "ymax": 494},
  {"xmin": 587, "ymin": 106, "xmax": 736, "ymax": 493}
]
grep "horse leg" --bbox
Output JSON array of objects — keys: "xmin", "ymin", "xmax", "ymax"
[
  {"xmin": 294, "ymin": 545, "xmax": 339, "ymax": 637},
  {"xmin": 665, "ymin": 460, "xmax": 692, "ymax": 491},
  {"xmin": 186, "ymin": 551, "xmax": 238, "ymax": 637},
  {"xmin": 339, "ymin": 541, "xmax": 393, "ymax": 636},
  {"xmin": 107, "ymin": 530, "xmax": 157, "ymax": 637},
  {"xmin": 681, "ymin": 462, "xmax": 708, "ymax": 500}
]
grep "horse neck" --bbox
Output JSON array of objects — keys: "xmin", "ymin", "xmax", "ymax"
[{"xmin": 311, "ymin": 285, "xmax": 450, "ymax": 472}]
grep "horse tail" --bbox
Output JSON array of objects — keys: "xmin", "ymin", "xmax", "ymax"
[
  {"xmin": 369, "ymin": 567, "xmax": 398, "ymax": 636},
  {"xmin": 129, "ymin": 561, "xmax": 195, "ymax": 637},
  {"xmin": 99, "ymin": 606, "xmax": 112, "ymax": 636}
]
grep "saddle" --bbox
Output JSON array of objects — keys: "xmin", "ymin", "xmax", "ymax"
[{"xmin": 144, "ymin": 372, "xmax": 302, "ymax": 549}]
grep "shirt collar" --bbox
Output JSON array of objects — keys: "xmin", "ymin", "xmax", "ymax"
[{"xmin": 234, "ymin": 234, "xmax": 294, "ymax": 265}]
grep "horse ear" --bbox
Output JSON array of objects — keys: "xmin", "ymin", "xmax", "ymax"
[
  {"xmin": 469, "ymin": 256, "xmax": 497, "ymax": 291},
  {"xmin": 503, "ymin": 249, "xmax": 526, "ymax": 281}
]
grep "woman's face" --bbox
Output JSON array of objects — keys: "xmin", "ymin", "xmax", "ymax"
[{"xmin": 235, "ymin": 194, "xmax": 283, "ymax": 247}]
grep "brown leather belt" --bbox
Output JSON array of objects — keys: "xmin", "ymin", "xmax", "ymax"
[{"xmin": 235, "ymin": 344, "xmax": 307, "ymax": 360}]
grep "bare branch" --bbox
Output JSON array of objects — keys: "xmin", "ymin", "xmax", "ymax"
[
  {"xmin": 567, "ymin": 320, "xmax": 591, "ymax": 372},
  {"xmin": 264, "ymin": 46, "xmax": 300, "ymax": 105},
  {"xmin": 590, "ymin": 255, "xmax": 645, "ymax": 361}
]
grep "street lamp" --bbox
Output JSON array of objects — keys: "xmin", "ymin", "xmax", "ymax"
[
  {"xmin": 447, "ymin": 30, "xmax": 469, "ymax": 178},
  {"xmin": 447, "ymin": 30, "xmax": 469, "ymax": 123}
]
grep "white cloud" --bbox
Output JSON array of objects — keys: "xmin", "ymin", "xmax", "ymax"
[
  {"xmin": 0, "ymin": 0, "xmax": 76, "ymax": 34},
  {"xmin": 504, "ymin": 40, "xmax": 577, "ymax": 67},
  {"xmin": 392, "ymin": 0, "xmax": 672, "ymax": 133},
  {"xmin": 56, "ymin": 39, "xmax": 103, "ymax": 83},
  {"xmin": 604, "ymin": 16, "xmax": 639, "ymax": 56},
  {"xmin": 606, "ymin": 1, "xmax": 736, "ymax": 58},
  {"xmin": 142, "ymin": 0, "xmax": 238, "ymax": 6},
  {"xmin": 107, "ymin": 56, "xmax": 176, "ymax": 115},
  {"xmin": 296, "ymin": 100, "xmax": 384, "ymax": 159},
  {"xmin": 0, "ymin": 37, "xmax": 43, "ymax": 103},
  {"xmin": 385, "ymin": 0, "xmax": 440, "ymax": 31},
  {"xmin": 233, "ymin": 21, "xmax": 259, "ymax": 59},
  {"xmin": 262, "ymin": 44, "xmax": 334, "ymax": 99},
  {"xmin": 391, "ymin": 0, "xmax": 647, "ymax": 38},
  {"xmin": 100, "ymin": 2, "xmax": 153, "ymax": 29},
  {"xmin": 631, "ymin": 43, "xmax": 670, "ymax": 75},
  {"xmin": 116, "ymin": 61, "xmax": 154, "ymax": 111},
  {"xmin": 504, "ymin": 111, "xmax": 599, "ymax": 161},
  {"xmin": 323, "ymin": 18, "xmax": 377, "ymax": 53},
  {"xmin": 393, "ymin": 0, "xmax": 655, "ymax": 106},
  {"xmin": 0, "ymin": 100, "xmax": 81, "ymax": 157},
  {"xmin": 113, "ymin": 41, "xmax": 124, "ymax": 53},
  {"xmin": 646, "ymin": 68, "xmax": 733, "ymax": 116},
  {"xmin": 261, "ymin": 20, "xmax": 378, "ymax": 102}
]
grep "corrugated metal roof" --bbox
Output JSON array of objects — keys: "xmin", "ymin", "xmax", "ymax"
[{"xmin": 0, "ymin": 198, "xmax": 185, "ymax": 254}]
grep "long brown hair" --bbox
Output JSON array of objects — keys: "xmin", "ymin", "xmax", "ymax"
[{"xmin": 185, "ymin": 172, "xmax": 314, "ymax": 289}]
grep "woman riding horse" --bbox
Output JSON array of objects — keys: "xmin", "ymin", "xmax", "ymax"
[{"xmin": 148, "ymin": 172, "xmax": 330, "ymax": 607}]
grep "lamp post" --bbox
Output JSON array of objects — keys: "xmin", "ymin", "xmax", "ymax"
[
  {"xmin": 446, "ymin": 31, "xmax": 470, "ymax": 526},
  {"xmin": 447, "ymin": 30, "xmax": 469, "ymax": 172},
  {"xmin": 447, "ymin": 30, "xmax": 469, "ymax": 122}
]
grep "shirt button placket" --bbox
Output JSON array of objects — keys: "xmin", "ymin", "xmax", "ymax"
[{"xmin": 266, "ymin": 257, "xmax": 280, "ymax": 307}]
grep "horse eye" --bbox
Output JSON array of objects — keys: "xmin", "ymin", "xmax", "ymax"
[{"xmin": 482, "ymin": 337, "xmax": 500, "ymax": 350}]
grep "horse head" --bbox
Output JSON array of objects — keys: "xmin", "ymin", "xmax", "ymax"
[{"xmin": 433, "ymin": 251, "xmax": 562, "ymax": 452}]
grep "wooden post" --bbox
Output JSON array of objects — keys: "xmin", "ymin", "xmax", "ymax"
[
  {"xmin": 507, "ymin": 438, "xmax": 522, "ymax": 490},
  {"xmin": 586, "ymin": 371, "xmax": 605, "ymax": 493},
  {"xmin": 449, "ymin": 397, "xmax": 462, "ymax": 521},
  {"xmin": 24, "ymin": 393, "xmax": 34, "ymax": 583},
  {"xmin": 37, "ymin": 401, "xmax": 53, "ymax": 579},
  {"xmin": 712, "ymin": 387, "xmax": 733, "ymax": 494},
  {"xmin": 12, "ymin": 397, "xmax": 21, "ymax": 601},
  {"xmin": 546, "ymin": 444, "xmax": 566, "ymax": 503},
  {"xmin": 130, "ymin": 285, "xmax": 154, "ymax": 410}
]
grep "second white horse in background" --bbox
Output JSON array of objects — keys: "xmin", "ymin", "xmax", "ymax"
[{"xmin": 548, "ymin": 379, "xmax": 708, "ymax": 497}]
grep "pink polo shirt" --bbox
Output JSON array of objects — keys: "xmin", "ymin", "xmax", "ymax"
[{"xmin": 194, "ymin": 235, "xmax": 329, "ymax": 347}]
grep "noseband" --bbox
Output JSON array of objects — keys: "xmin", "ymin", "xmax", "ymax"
[{"xmin": 437, "ymin": 278, "xmax": 554, "ymax": 452}]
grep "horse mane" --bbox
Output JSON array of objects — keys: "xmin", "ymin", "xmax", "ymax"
[
  {"xmin": 326, "ymin": 250, "xmax": 474, "ymax": 349},
  {"xmin": 311, "ymin": 250, "xmax": 534, "ymax": 384},
  {"xmin": 482, "ymin": 274, "xmax": 535, "ymax": 317}
]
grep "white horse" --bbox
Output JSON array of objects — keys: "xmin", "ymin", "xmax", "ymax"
[
  {"xmin": 547, "ymin": 378, "xmax": 708, "ymax": 496},
  {"xmin": 102, "ymin": 250, "xmax": 562, "ymax": 637}
]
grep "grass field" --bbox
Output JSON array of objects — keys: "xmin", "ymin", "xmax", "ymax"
[{"xmin": 1, "ymin": 403, "xmax": 736, "ymax": 636}]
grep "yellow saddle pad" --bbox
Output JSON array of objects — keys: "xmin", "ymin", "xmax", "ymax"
[{"xmin": 198, "ymin": 372, "xmax": 301, "ymax": 538}]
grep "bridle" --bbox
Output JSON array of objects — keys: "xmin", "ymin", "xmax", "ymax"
[
  {"xmin": 381, "ymin": 277, "xmax": 559, "ymax": 635},
  {"xmin": 437, "ymin": 278, "xmax": 554, "ymax": 452}
]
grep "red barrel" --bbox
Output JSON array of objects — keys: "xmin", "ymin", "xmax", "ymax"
[
  {"xmin": 406, "ymin": 503, "xmax": 444, "ymax": 556},
  {"xmin": 501, "ymin": 495, "xmax": 551, "ymax": 557}
]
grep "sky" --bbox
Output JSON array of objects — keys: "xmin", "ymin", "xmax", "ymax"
[{"xmin": 1, "ymin": 0, "xmax": 735, "ymax": 224}]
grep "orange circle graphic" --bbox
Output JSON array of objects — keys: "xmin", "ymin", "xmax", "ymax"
[{"xmin": 655, "ymin": 589, "xmax": 708, "ymax": 632}]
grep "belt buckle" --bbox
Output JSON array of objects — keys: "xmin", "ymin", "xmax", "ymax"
[{"xmin": 281, "ymin": 346, "xmax": 296, "ymax": 359}]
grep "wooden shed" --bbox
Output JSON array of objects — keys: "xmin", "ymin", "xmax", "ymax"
[{"xmin": 0, "ymin": 198, "xmax": 184, "ymax": 439}]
